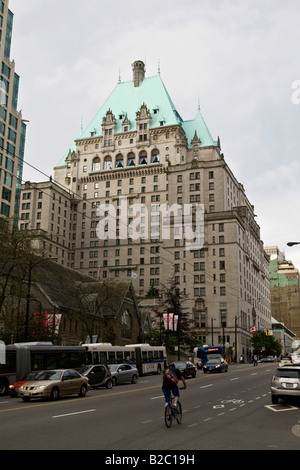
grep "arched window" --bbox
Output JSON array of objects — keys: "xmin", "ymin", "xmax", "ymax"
[
  {"xmin": 139, "ymin": 150, "xmax": 147, "ymax": 165},
  {"xmin": 127, "ymin": 152, "xmax": 135, "ymax": 167},
  {"xmin": 121, "ymin": 310, "xmax": 131, "ymax": 339},
  {"xmin": 115, "ymin": 154, "xmax": 124, "ymax": 168},
  {"xmin": 104, "ymin": 156, "xmax": 112, "ymax": 170},
  {"xmin": 151, "ymin": 149, "xmax": 160, "ymax": 164},
  {"xmin": 92, "ymin": 156, "xmax": 100, "ymax": 171}
]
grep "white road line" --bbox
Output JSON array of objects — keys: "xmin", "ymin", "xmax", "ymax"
[
  {"xmin": 230, "ymin": 377, "xmax": 239, "ymax": 381},
  {"xmin": 52, "ymin": 409, "xmax": 96, "ymax": 418},
  {"xmin": 151, "ymin": 395, "xmax": 164, "ymax": 400},
  {"xmin": 200, "ymin": 384, "xmax": 213, "ymax": 389}
]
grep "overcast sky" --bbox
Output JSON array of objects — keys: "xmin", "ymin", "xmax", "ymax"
[{"xmin": 9, "ymin": 0, "xmax": 300, "ymax": 269}]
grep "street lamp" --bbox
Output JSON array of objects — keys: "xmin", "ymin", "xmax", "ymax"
[
  {"xmin": 287, "ymin": 242, "xmax": 300, "ymax": 246},
  {"xmin": 211, "ymin": 318, "xmax": 216, "ymax": 346},
  {"xmin": 234, "ymin": 314, "xmax": 244, "ymax": 363}
]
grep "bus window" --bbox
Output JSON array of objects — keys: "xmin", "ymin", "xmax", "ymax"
[
  {"xmin": 108, "ymin": 351, "xmax": 116, "ymax": 363},
  {"xmin": 153, "ymin": 350, "xmax": 158, "ymax": 360},
  {"xmin": 131, "ymin": 351, "xmax": 135, "ymax": 361},
  {"xmin": 142, "ymin": 351, "xmax": 148, "ymax": 362},
  {"xmin": 148, "ymin": 351, "xmax": 153, "ymax": 361},
  {"xmin": 99, "ymin": 352, "xmax": 107, "ymax": 364},
  {"xmin": 116, "ymin": 352, "xmax": 123, "ymax": 363},
  {"xmin": 159, "ymin": 351, "xmax": 163, "ymax": 359},
  {"xmin": 47, "ymin": 353, "xmax": 58, "ymax": 369},
  {"xmin": 92, "ymin": 351, "xmax": 99, "ymax": 364},
  {"xmin": 31, "ymin": 353, "xmax": 44, "ymax": 371},
  {"xmin": 124, "ymin": 351, "xmax": 131, "ymax": 362}
]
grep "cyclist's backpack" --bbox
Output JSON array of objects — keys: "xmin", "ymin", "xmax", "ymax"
[{"xmin": 164, "ymin": 368, "xmax": 179, "ymax": 385}]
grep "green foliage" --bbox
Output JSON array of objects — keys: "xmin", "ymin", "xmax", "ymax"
[{"xmin": 250, "ymin": 331, "xmax": 282, "ymax": 357}]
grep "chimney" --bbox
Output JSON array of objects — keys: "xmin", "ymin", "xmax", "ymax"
[{"xmin": 132, "ymin": 60, "xmax": 145, "ymax": 87}]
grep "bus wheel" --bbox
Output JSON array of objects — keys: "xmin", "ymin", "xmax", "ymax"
[
  {"xmin": 156, "ymin": 365, "xmax": 162, "ymax": 375},
  {"xmin": 0, "ymin": 379, "xmax": 8, "ymax": 396}
]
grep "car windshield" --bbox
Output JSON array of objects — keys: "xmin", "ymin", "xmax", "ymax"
[
  {"xmin": 24, "ymin": 372, "xmax": 42, "ymax": 380},
  {"xmin": 172, "ymin": 362, "xmax": 187, "ymax": 368},
  {"xmin": 79, "ymin": 365, "xmax": 92, "ymax": 374},
  {"xmin": 207, "ymin": 359, "xmax": 220, "ymax": 364},
  {"xmin": 35, "ymin": 371, "xmax": 63, "ymax": 381}
]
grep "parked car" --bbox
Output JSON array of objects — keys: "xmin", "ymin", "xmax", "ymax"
[
  {"xmin": 79, "ymin": 364, "xmax": 113, "ymax": 389},
  {"xmin": 270, "ymin": 366, "xmax": 300, "ymax": 404},
  {"xmin": 8, "ymin": 371, "xmax": 43, "ymax": 397},
  {"xmin": 291, "ymin": 354, "xmax": 300, "ymax": 365},
  {"xmin": 108, "ymin": 364, "xmax": 139, "ymax": 385},
  {"xmin": 18, "ymin": 369, "xmax": 89, "ymax": 402},
  {"xmin": 203, "ymin": 358, "xmax": 228, "ymax": 373},
  {"xmin": 259, "ymin": 356, "xmax": 275, "ymax": 363},
  {"xmin": 169, "ymin": 361, "xmax": 197, "ymax": 378},
  {"xmin": 279, "ymin": 356, "xmax": 293, "ymax": 367}
]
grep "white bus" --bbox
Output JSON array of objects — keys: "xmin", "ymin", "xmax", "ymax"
[{"xmin": 82, "ymin": 343, "xmax": 167, "ymax": 375}]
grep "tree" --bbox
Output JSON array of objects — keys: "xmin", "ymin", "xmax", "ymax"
[
  {"xmin": 0, "ymin": 219, "xmax": 49, "ymax": 342},
  {"xmin": 153, "ymin": 276, "xmax": 193, "ymax": 351},
  {"xmin": 250, "ymin": 331, "xmax": 282, "ymax": 357}
]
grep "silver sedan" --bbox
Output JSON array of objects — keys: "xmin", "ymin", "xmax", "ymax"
[{"xmin": 108, "ymin": 364, "xmax": 139, "ymax": 385}]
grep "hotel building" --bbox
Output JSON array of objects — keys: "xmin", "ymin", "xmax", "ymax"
[{"xmin": 20, "ymin": 60, "xmax": 271, "ymax": 359}]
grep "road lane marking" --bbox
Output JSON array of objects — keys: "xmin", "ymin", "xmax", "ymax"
[
  {"xmin": 200, "ymin": 384, "xmax": 213, "ymax": 389},
  {"xmin": 52, "ymin": 409, "xmax": 96, "ymax": 418}
]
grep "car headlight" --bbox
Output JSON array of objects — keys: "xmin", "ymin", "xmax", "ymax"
[{"xmin": 31, "ymin": 385, "xmax": 46, "ymax": 391}]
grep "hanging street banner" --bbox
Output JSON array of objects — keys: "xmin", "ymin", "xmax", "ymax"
[{"xmin": 163, "ymin": 313, "xmax": 178, "ymax": 331}]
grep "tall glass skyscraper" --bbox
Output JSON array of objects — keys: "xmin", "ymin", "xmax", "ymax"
[{"xmin": 0, "ymin": 0, "xmax": 26, "ymax": 225}]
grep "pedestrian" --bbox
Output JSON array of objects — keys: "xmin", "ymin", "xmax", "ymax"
[{"xmin": 253, "ymin": 354, "xmax": 258, "ymax": 366}]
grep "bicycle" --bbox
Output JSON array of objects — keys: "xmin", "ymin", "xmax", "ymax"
[{"xmin": 164, "ymin": 389, "xmax": 184, "ymax": 428}]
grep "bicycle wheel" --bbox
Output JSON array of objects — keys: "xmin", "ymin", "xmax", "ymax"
[
  {"xmin": 164, "ymin": 404, "xmax": 173, "ymax": 428},
  {"xmin": 175, "ymin": 401, "xmax": 182, "ymax": 424}
]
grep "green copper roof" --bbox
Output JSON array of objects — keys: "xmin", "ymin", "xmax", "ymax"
[{"xmin": 57, "ymin": 73, "xmax": 217, "ymax": 167}]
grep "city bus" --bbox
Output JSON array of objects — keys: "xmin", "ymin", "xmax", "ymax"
[
  {"xmin": 193, "ymin": 346, "xmax": 223, "ymax": 369},
  {"xmin": 83, "ymin": 343, "xmax": 167, "ymax": 376},
  {"xmin": 0, "ymin": 342, "xmax": 86, "ymax": 395}
]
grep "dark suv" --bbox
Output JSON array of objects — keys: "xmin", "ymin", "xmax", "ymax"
[
  {"xmin": 79, "ymin": 364, "xmax": 113, "ymax": 389},
  {"xmin": 270, "ymin": 366, "xmax": 300, "ymax": 404}
]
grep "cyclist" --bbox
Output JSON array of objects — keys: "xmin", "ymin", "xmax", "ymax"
[{"xmin": 162, "ymin": 363, "xmax": 187, "ymax": 410}]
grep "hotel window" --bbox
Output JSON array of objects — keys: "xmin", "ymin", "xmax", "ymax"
[{"xmin": 92, "ymin": 157, "xmax": 100, "ymax": 171}]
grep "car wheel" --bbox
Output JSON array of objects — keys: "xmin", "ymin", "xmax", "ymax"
[
  {"xmin": 131, "ymin": 374, "xmax": 138, "ymax": 384},
  {"xmin": 50, "ymin": 387, "xmax": 59, "ymax": 401},
  {"xmin": 79, "ymin": 384, "xmax": 87, "ymax": 397},
  {"xmin": 112, "ymin": 377, "xmax": 117, "ymax": 386},
  {"xmin": 106, "ymin": 379, "xmax": 113, "ymax": 389}
]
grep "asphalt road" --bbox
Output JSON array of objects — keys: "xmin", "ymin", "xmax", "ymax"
[{"xmin": 0, "ymin": 363, "xmax": 300, "ymax": 452}]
